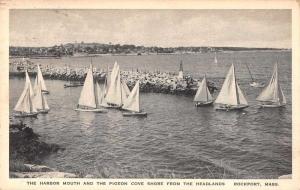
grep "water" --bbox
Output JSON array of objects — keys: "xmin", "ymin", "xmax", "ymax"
[{"xmin": 9, "ymin": 51, "xmax": 292, "ymax": 178}]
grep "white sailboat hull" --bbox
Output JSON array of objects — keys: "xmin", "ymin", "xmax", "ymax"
[
  {"xmin": 42, "ymin": 90, "xmax": 50, "ymax": 94},
  {"xmin": 259, "ymin": 103, "xmax": 286, "ymax": 108},
  {"xmin": 101, "ymin": 104, "xmax": 122, "ymax": 109},
  {"xmin": 215, "ymin": 104, "xmax": 248, "ymax": 111},
  {"xmin": 250, "ymin": 82, "xmax": 264, "ymax": 88},
  {"xmin": 195, "ymin": 101, "xmax": 213, "ymax": 107},
  {"xmin": 37, "ymin": 109, "xmax": 50, "ymax": 114},
  {"xmin": 122, "ymin": 111, "xmax": 147, "ymax": 117},
  {"xmin": 13, "ymin": 112, "xmax": 38, "ymax": 118},
  {"xmin": 74, "ymin": 108, "xmax": 108, "ymax": 113}
]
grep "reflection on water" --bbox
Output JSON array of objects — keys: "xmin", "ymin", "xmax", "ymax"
[{"xmin": 9, "ymin": 52, "xmax": 292, "ymax": 178}]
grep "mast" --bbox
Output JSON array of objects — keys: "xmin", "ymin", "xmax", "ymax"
[
  {"xmin": 214, "ymin": 52, "xmax": 218, "ymax": 64},
  {"xmin": 245, "ymin": 63, "xmax": 254, "ymax": 82}
]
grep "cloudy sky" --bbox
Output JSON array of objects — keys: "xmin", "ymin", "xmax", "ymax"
[{"xmin": 9, "ymin": 9, "xmax": 291, "ymax": 48}]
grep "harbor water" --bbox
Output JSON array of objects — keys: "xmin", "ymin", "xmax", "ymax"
[{"xmin": 9, "ymin": 51, "xmax": 292, "ymax": 178}]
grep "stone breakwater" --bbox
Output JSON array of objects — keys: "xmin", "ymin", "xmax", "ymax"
[{"xmin": 9, "ymin": 68, "xmax": 218, "ymax": 96}]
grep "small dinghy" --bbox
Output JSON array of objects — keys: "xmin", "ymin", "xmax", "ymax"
[
  {"xmin": 122, "ymin": 81, "xmax": 147, "ymax": 117},
  {"xmin": 193, "ymin": 74, "xmax": 214, "ymax": 107},
  {"xmin": 13, "ymin": 70, "xmax": 38, "ymax": 118},
  {"xmin": 64, "ymin": 82, "xmax": 84, "ymax": 88},
  {"xmin": 245, "ymin": 63, "xmax": 264, "ymax": 88},
  {"xmin": 256, "ymin": 63, "xmax": 286, "ymax": 108},
  {"xmin": 75, "ymin": 64, "xmax": 107, "ymax": 113},
  {"xmin": 214, "ymin": 64, "xmax": 248, "ymax": 111},
  {"xmin": 34, "ymin": 64, "xmax": 49, "ymax": 94}
]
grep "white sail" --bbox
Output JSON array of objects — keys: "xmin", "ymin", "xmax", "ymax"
[
  {"xmin": 121, "ymin": 81, "xmax": 131, "ymax": 103},
  {"xmin": 14, "ymin": 71, "xmax": 37, "ymax": 113},
  {"xmin": 95, "ymin": 81, "xmax": 108, "ymax": 107},
  {"xmin": 256, "ymin": 63, "xmax": 286, "ymax": 104},
  {"xmin": 78, "ymin": 64, "xmax": 96, "ymax": 108},
  {"xmin": 33, "ymin": 82, "xmax": 49, "ymax": 110},
  {"xmin": 34, "ymin": 64, "xmax": 47, "ymax": 91},
  {"xmin": 215, "ymin": 64, "xmax": 248, "ymax": 106},
  {"xmin": 193, "ymin": 75, "xmax": 213, "ymax": 102},
  {"xmin": 122, "ymin": 81, "xmax": 140, "ymax": 112},
  {"xmin": 105, "ymin": 63, "xmax": 122, "ymax": 106},
  {"xmin": 214, "ymin": 52, "xmax": 218, "ymax": 64}
]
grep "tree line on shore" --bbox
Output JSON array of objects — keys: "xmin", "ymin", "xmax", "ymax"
[{"xmin": 9, "ymin": 42, "xmax": 286, "ymax": 58}]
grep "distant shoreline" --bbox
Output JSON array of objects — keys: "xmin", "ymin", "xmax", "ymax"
[{"xmin": 9, "ymin": 49, "xmax": 291, "ymax": 59}]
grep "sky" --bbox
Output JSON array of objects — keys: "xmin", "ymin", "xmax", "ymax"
[{"xmin": 9, "ymin": 9, "xmax": 291, "ymax": 48}]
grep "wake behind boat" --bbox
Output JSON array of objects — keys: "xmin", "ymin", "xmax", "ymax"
[
  {"xmin": 256, "ymin": 63, "xmax": 286, "ymax": 108},
  {"xmin": 193, "ymin": 74, "xmax": 213, "ymax": 107},
  {"xmin": 75, "ymin": 64, "xmax": 107, "ymax": 113},
  {"xmin": 214, "ymin": 64, "xmax": 248, "ymax": 111},
  {"xmin": 13, "ymin": 70, "xmax": 38, "ymax": 118},
  {"xmin": 122, "ymin": 81, "xmax": 147, "ymax": 117}
]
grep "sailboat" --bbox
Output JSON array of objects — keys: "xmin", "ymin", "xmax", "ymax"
[
  {"xmin": 63, "ymin": 65, "xmax": 84, "ymax": 88},
  {"xmin": 121, "ymin": 80, "xmax": 131, "ymax": 103},
  {"xmin": 245, "ymin": 63, "xmax": 264, "ymax": 88},
  {"xmin": 34, "ymin": 64, "xmax": 49, "ymax": 94},
  {"xmin": 256, "ymin": 63, "xmax": 286, "ymax": 108},
  {"xmin": 214, "ymin": 52, "xmax": 218, "ymax": 64},
  {"xmin": 32, "ymin": 81, "xmax": 50, "ymax": 113},
  {"xmin": 193, "ymin": 75, "xmax": 213, "ymax": 106},
  {"xmin": 75, "ymin": 64, "xmax": 107, "ymax": 112},
  {"xmin": 104, "ymin": 62, "xmax": 123, "ymax": 108},
  {"xmin": 13, "ymin": 70, "xmax": 38, "ymax": 117},
  {"xmin": 214, "ymin": 64, "xmax": 248, "ymax": 111},
  {"xmin": 95, "ymin": 80, "xmax": 108, "ymax": 107},
  {"xmin": 122, "ymin": 81, "xmax": 147, "ymax": 117}
]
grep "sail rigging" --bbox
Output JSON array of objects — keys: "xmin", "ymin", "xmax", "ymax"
[
  {"xmin": 78, "ymin": 64, "xmax": 97, "ymax": 108},
  {"xmin": 256, "ymin": 63, "xmax": 286, "ymax": 105},
  {"xmin": 34, "ymin": 64, "xmax": 48, "ymax": 92},
  {"xmin": 215, "ymin": 64, "xmax": 248, "ymax": 106},
  {"xmin": 194, "ymin": 75, "xmax": 213, "ymax": 102},
  {"xmin": 122, "ymin": 81, "xmax": 140, "ymax": 112},
  {"xmin": 33, "ymin": 82, "xmax": 49, "ymax": 111},
  {"xmin": 14, "ymin": 71, "xmax": 37, "ymax": 113},
  {"xmin": 105, "ymin": 62, "xmax": 122, "ymax": 106}
]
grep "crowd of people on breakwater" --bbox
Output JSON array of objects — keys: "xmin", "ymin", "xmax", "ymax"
[{"xmin": 9, "ymin": 60, "xmax": 218, "ymax": 96}]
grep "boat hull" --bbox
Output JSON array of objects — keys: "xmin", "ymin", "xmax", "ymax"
[
  {"xmin": 250, "ymin": 82, "xmax": 264, "ymax": 88},
  {"xmin": 102, "ymin": 104, "xmax": 122, "ymax": 109},
  {"xmin": 64, "ymin": 83, "xmax": 84, "ymax": 88},
  {"xmin": 195, "ymin": 101, "xmax": 213, "ymax": 107},
  {"xmin": 37, "ymin": 109, "xmax": 50, "ymax": 114},
  {"xmin": 42, "ymin": 90, "xmax": 50, "ymax": 94},
  {"xmin": 74, "ymin": 108, "xmax": 108, "ymax": 113},
  {"xmin": 259, "ymin": 104, "xmax": 286, "ymax": 108},
  {"xmin": 215, "ymin": 104, "xmax": 248, "ymax": 111},
  {"xmin": 13, "ymin": 112, "xmax": 38, "ymax": 118},
  {"xmin": 123, "ymin": 112, "xmax": 147, "ymax": 117}
]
